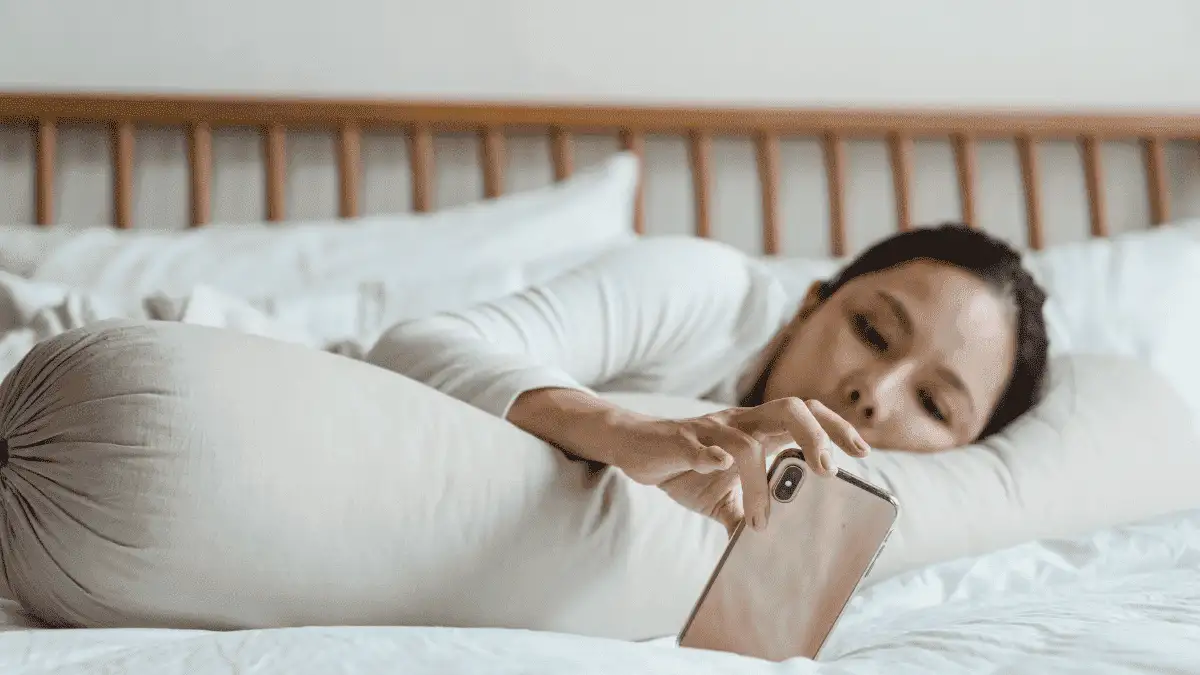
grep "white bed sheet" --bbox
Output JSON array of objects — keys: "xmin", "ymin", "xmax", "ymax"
[{"xmin": 3, "ymin": 507, "xmax": 1197, "ymax": 675}]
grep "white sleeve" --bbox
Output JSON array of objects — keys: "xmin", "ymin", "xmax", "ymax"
[{"xmin": 366, "ymin": 236, "xmax": 782, "ymax": 419}]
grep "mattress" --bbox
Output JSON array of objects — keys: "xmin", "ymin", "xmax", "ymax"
[{"xmin": 3, "ymin": 507, "xmax": 1198, "ymax": 675}]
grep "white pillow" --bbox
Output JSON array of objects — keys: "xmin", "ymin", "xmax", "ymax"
[
  {"xmin": 2, "ymin": 322, "xmax": 1196, "ymax": 641},
  {"xmin": 850, "ymin": 352, "xmax": 1200, "ymax": 578},
  {"xmin": 764, "ymin": 225, "xmax": 1200, "ymax": 419},
  {"xmin": 1023, "ymin": 227, "xmax": 1200, "ymax": 418},
  {"xmin": 609, "ymin": 354, "xmax": 1200, "ymax": 582},
  {"xmin": 0, "ymin": 152, "xmax": 638, "ymax": 316},
  {"xmin": 758, "ymin": 255, "xmax": 842, "ymax": 301}
]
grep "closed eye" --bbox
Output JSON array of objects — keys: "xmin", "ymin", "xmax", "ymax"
[
  {"xmin": 852, "ymin": 313, "xmax": 889, "ymax": 352},
  {"xmin": 918, "ymin": 389, "xmax": 948, "ymax": 424}
]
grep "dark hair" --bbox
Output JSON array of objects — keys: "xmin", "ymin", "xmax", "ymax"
[{"xmin": 817, "ymin": 222, "xmax": 1049, "ymax": 440}]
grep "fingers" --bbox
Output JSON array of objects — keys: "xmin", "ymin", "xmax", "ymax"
[
  {"xmin": 687, "ymin": 397, "xmax": 870, "ymax": 533},
  {"xmin": 655, "ymin": 465, "xmax": 744, "ymax": 538},
  {"xmin": 720, "ymin": 512, "xmax": 741, "ymax": 539},
  {"xmin": 713, "ymin": 486, "xmax": 744, "ymax": 538},
  {"xmin": 739, "ymin": 398, "xmax": 871, "ymax": 472},
  {"xmin": 741, "ymin": 398, "xmax": 837, "ymax": 477},
  {"xmin": 806, "ymin": 399, "xmax": 871, "ymax": 459},
  {"xmin": 705, "ymin": 424, "xmax": 771, "ymax": 532}
]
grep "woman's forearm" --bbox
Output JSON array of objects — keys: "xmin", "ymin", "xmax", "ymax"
[{"xmin": 506, "ymin": 388, "xmax": 649, "ymax": 465}]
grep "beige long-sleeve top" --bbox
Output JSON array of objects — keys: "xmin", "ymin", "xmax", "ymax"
[{"xmin": 366, "ymin": 237, "xmax": 795, "ymax": 419}]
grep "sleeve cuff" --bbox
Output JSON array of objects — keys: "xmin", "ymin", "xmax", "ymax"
[{"xmin": 471, "ymin": 368, "xmax": 597, "ymax": 421}]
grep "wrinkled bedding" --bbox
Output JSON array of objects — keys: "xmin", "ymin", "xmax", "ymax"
[
  {"xmin": 2, "ymin": 244, "xmax": 1199, "ymax": 673},
  {"xmin": 3, "ymin": 507, "xmax": 1197, "ymax": 674},
  {"xmin": 0, "ymin": 272, "xmax": 368, "ymax": 378}
]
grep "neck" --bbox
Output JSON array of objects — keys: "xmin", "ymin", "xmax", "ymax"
[{"xmin": 736, "ymin": 321, "xmax": 792, "ymax": 407}]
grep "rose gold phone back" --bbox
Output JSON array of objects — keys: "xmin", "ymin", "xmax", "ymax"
[{"xmin": 678, "ymin": 452, "xmax": 898, "ymax": 662}]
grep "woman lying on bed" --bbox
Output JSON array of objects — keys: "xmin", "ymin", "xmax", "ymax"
[{"xmin": 368, "ymin": 223, "xmax": 1049, "ymax": 534}]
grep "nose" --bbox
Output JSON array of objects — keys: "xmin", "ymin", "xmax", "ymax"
[
  {"xmin": 843, "ymin": 367, "xmax": 906, "ymax": 425},
  {"xmin": 846, "ymin": 387, "xmax": 884, "ymax": 424},
  {"xmin": 847, "ymin": 388, "xmax": 875, "ymax": 421}
]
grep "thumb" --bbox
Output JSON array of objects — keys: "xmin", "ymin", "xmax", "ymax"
[
  {"xmin": 693, "ymin": 443, "xmax": 735, "ymax": 474},
  {"xmin": 679, "ymin": 427, "xmax": 734, "ymax": 474}
]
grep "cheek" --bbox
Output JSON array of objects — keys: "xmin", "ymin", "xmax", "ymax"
[
  {"xmin": 828, "ymin": 324, "xmax": 867, "ymax": 372},
  {"xmin": 813, "ymin": 316, "xmax": 873, "ymax": 382},
  {"xmin": 774, "ymin": 315, "xmax": 862, "ymax": 398},
  {"xmin": 870, "ymin": 415, "xmax": 960, "ymax": 453}
]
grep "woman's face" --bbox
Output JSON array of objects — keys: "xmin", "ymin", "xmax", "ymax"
[{"xmin": 764, "ymin": 260, "xmax": 1017, "ymax": 453}]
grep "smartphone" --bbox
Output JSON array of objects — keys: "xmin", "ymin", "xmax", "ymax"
[{"xmin": 677, "ymin": 449, "xmax": 899, "ymax": 662}]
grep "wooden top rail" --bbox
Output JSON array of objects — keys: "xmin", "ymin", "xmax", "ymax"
[{"xmin": 3, "ymin": 92, "xmax": 1200, "ymax": 138}]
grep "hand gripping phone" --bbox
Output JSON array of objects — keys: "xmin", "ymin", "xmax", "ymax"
[{"xmin": 677, "ymin": 449, "xmax": 899, "ymax": 662}]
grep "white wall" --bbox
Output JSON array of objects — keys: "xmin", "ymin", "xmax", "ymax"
[
  {"xmin": 3, "ymin": 0, "xmax": 1200, "ymax": 106},
  {"xmin": 1, "ymin": 0, "xmax": 1199, "ymax": 254}
]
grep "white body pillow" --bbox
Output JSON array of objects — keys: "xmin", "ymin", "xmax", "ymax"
[
  {"xmin": 0, "ymin": 320, "xmax": 725, "ymax": 639},
  {"xmin": 0, "ymin": 322, "xmax": 1196, "ymax": 639}
]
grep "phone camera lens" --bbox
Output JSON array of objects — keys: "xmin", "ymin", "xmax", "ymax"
[{"xmin": 773, "ymin": 464, "xmax": 805, "ymax": 502}]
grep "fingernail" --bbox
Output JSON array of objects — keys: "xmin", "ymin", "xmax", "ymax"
[
  {"xmin": 755, "ymin": 513, "xmax": 767, "ymax": 531},
  {"xmin": 855, "ymin": 438, "xmax": 871, "ymax": 457},
  {"xmin": 820, "ymin": 452, "xmax": 837, "ymax": 475}
]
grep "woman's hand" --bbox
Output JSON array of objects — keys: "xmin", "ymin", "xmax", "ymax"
[
  {"xmin": 507, "ymin": 389, "xmax": 868, "ymax": 532},
  {"xmin": 609, "ymin": 398, "xmax": 870, "ymax": 532}
]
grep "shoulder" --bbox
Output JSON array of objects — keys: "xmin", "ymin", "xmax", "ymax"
[
  {"xmin": 616, "ymin": 235, "xmax": 754, "ymax": 270},
  {"xmin": 606, "ymin": 236, "xmax": 792, "ymax": 338},
  {"xmin": 607, "ymin": 236, "xmax": 782, "ymax": 294}
]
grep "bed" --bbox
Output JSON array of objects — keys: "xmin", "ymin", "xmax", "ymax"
[
  {"xmin": 4, "ymin": 508, "xmax": 1198, "ymax": 674},
  {"xmin": 1, "ymin": 91, "xmax": 1200, "ymax": 674}
]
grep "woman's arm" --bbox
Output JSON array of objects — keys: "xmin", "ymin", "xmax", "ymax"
[
  {"xmin": 505, "ymin": 388, "xmax": 635, "ymax": 465},
  {"xmin": 367, "ymin": 237, "xmax": 867, "ymax": 529},
  {"xmin": 366, "ymin": 236, "xmax": 785, "ymax": 425}
]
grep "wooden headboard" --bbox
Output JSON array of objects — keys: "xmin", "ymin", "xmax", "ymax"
[{"xmin": 1, "ymin": 91, "xmax": 1199, "ymax": 257}]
